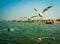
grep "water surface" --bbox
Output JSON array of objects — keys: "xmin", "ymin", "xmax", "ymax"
[{"xmin": 0, "ymin": 22, "xmax": 60, "ymax": 44}]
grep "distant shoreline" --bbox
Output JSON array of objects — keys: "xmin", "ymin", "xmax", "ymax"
[{"xmin": 0, "ymin": 20, "xmax": 60, "ymax": 24}]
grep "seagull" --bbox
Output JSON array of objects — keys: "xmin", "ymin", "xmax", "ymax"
[
  {"xmin": 34, "ymin": 5, "xmax": 53, "ymax": 18},
  {"xmin": 8, "ymin": 28, "xmax": 14, "ymax": 32},
  {"xmin": 37, "ymin": 37, "xmax": 55, "ymax": 42},
  {"xmin": 20, "ymin": 16, "xmax": 37, "ymax": 21}
]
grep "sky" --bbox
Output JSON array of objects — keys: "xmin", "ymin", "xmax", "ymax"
[{"xmin": 0, "ymin": 0, "xmax": 60, "ymax": 20}]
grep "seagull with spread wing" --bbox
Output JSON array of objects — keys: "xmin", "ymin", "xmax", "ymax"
[
  {"xmin": 20, "ymin": 16, "xmax": 37, "ymax": 21},
  {"xmin": 34, "ymin": 5, "xmax": 53, "ymax": 19}
]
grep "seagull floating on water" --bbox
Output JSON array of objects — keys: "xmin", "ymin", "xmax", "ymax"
[{"xmin": 8, "ymin": 28, "xmax": 14, "ymax": 32}]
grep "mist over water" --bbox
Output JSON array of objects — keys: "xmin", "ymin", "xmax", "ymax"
[{"xmin": 0, "ymin": 22, "xmax": 60, "ymax": 44}]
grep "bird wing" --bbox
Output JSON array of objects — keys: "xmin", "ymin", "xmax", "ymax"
[
  {"xmin": 34, "ymin": 8, "xmax": 42, "ymax": 17},
  {"xmin": 20, "ymin": 17, "xmax": 28, "ymax": 18},
  {"xmin": 34, "ymin": 8, "xmax": 38, "ymax": 12},
  {"xmin": 31, "ymin": 16, "xmax": 38, "ymax": 18},
  {"xmin": 42, "ymin": 5, "xmax": 53, "ymax": 13}
]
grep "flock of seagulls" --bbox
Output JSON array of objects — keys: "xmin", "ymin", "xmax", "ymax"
[
  {"xmin": 20, "ymin": 5, "xmax": 53, "ymax": 21},
  {"xmin": 7, "ymin": 5, "xmax": 53, "ymax": 32},
  {"xmin": 7, "ymin": 6, "xmax": 55, "ymax": 43}
]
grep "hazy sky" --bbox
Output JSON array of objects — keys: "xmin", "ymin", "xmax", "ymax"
[{"xmin": 0, "ymin": 0, "xmax": 60, "ymax": 20}]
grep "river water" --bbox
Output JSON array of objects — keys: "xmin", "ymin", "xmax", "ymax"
[{"xmin": 0, "ymin": 22, "xmax": 60, "ymax": 44}]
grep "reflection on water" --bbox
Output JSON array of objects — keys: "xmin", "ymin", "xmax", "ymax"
[{"xmin": 0, "ymin": 22, "xmax": 60, "ymax": 44}]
